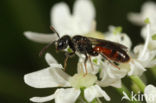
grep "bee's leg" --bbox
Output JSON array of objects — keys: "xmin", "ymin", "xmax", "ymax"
[
  {"xmin": 84, "ymin": 54, "xmax": 88, "ymax": 75},
  {"xmin": 64, "ymin": 56, "xmax": 69, "ymax": 71},
  {"xmin": 109, "ymin": 61, "xmax": 120, "ymax": 70},
  {"xmin": 88, "ymin": 56, "xmax": 94, "ymax": 71},
  {"xmin": 64, "ymin": 52, "xmax": 75, "ymax": 71},
  {"xmin": 101, "ymin": 54, "xmax": 120, "ymax": 70}
]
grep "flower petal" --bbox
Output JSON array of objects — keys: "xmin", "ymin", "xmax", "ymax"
[
  {"xmin": 128, "ymin": 13, "xmax": 144, "ymax": 25},
  {"xmin": 55, "ymin": 88, "xmax": 80, "ymax": 103},
  {"xmin": 51, "ymin": 2, "xmax": 72, "ymax": 37},
  {"xmin": 45, "ymin": 53, "xmax": 58, "ymax": 65},
  {"xmin": 30, "ymin": 94, "xmax": 54, "ymax": 103},
  {"xmin": 128, "ymin": 60, "xmax": 146, "ymax": 76},
  {"xmin": 110, "ymin": 80, "xmax": 122, "ymax": 88},
  {"xmin": 97, "ymin": 62, "xmax": 128, "ymax": 88},
  {"xmin": 84, "ymin": 85, "xmax": 110, "ymax": 102},
  {"xmin": 128, "ymin": 2, "xmax": 156, "ymax": 26},
  {"xmin": 141, "ymin": 26, "xmax": 156, "ymax": 49},
  {"xmin": 144, "ymin": 85, "xmax": 156, "ymax": 103},
  {"xmin": 24, "ymin": 67, "xmax": 71, "ymax": 88},
  {"xmin": 73, "ymin": 0, "xmax": 95, "ymax": 33},
  {"xmin": 97, "ymin": 78, "xmax": 122, "ymax": 88},
  {"xmin": 24, "ymin": 31, "xmax": 57, "ymax": 43}
]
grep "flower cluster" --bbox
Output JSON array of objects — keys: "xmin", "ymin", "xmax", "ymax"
[
  {"xmin": 128, "ymin": 1, "xmax": 156, "ymax": 103},
  {"xmin": 24, "ymin": 0, "xmax": 156, "ymax": 103}
]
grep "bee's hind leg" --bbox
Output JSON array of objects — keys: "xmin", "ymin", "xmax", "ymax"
[{"xmin": 101, "ymin": 53, "xmax": 120, "ymax": 70}]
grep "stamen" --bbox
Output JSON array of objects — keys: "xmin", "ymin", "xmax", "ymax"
[{"xmin": 138, "ymin": 22, "xmax": 150, "ymax": 60}]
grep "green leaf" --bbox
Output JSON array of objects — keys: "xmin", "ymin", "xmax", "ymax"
[{"xmin": 152, "ymin": 34, "xmax": 156, "ymax": 40}]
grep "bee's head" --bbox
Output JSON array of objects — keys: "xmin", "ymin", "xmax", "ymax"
[
  {"xmin": 39, "ymin": 26, "xmax": 71, "ymax": 56},
  {"xmin": 56, "ymin": 35, "xmax": 71, "ymax": 50}
]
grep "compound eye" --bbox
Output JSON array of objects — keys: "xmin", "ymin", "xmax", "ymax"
[
  {"xmin": 57, "ymin": 41, "xmax": 67, "ymax": 50},
  {"xmin": 58, "ymin": 42, "xmax": 63, "ymax": 47}
]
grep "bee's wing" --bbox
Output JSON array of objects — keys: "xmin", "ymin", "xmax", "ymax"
[{"xmin": 88, "ymin": 37, "xmax": 128, "ymax": 51}]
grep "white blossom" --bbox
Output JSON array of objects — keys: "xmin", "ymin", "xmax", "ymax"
[
  {"xmin": 24, "ymin": 0, "xmax": 95, "ymax": 43},
  {"xmin": 128, "ymin": 1, "xmax": 156, "ymax": 26},
  {"xmin": 144, "ymin": 84, "xmax": 156, "ymax": 103},
  {"xmin": 128, "ymin": 1, "xmax": 156, "ymax": 49},
  {"xmin": 24, "ymin": 53, "xmax": 110, "ymax": 103},
  {"xmin": 128, "ymin": 2, "xmax": 156, "ymax": 75}
]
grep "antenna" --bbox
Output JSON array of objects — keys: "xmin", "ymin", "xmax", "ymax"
[
  {"xmin": 39, "ymin": 41, "xmax": 56, "ymax": 57},
  {"xmin": 39, "ymin": 26, "xmax": 60, "ymax": 57},
  {"xmin": 50, "ymin": 26, "xmax": 60, "ymax": 38}
]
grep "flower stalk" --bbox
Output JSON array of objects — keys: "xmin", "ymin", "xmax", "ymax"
[
  {"xmin": 116, "ymin": 84, "xmax": 141, "ymax": 103},
  {"xmin": 130, "ymin": 76, "xmax": 146, "ymax": 93},
  {"xmin": 138, "ymin": 21, "xmax": 150, "ymax": 61},
  {"xmin": 151, "ymin": 66, "xmax": 156, "ymax": 78}
]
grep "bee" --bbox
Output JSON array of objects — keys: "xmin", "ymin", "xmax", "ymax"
[{"xmin": 40, "ymin": 26, "xmax": 130, "ymax": 74}]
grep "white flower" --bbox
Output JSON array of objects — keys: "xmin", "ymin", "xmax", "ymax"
[
  {"xmin": 144, "ymin": 84, "xmax": 156, "ymax": 103},
  {"xmin": 24, "ymin": 0, "xmax": 95, "ymax": 43},
  {"xmin": 128, "ymin": 1, "xmax": 156, "ymax": 26},
  {"xmin": 24, "ymin": 53, "xmax": 110, "ymax": 103},
  {"xmin": 132, "ymin": 22, "xmax": 156, "ymax": 72},
  {"xmin": 128, "ymin": 1, "xmax": 156, "ymax": 49},
  {"xmin": 127, "ymin": 23, "xmax": 152, "ymax": 76},
  {"xmin": 128, "ymin": 2, "xmax": 156, "ymax": 75}
]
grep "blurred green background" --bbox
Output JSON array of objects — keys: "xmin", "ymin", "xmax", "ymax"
[{"xmin": 0, "ymin": 0, "xmax": 155, "ymax": 103}]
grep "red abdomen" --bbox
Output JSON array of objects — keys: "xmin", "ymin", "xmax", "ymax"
[{"xmin": 94, "ymin": 46, "xmax": 130, "ymax": 63}]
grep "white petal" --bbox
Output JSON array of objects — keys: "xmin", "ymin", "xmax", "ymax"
[
  {"xmin": 45, "ymin": 53, "xmax": 58, "ymax": 65},
  {"xmin": 127, "ymin": 13, "xmax": 144, "ymax": 25},
  {"xmin": 84, "ymin": 85, "xmax": 110, "ymax": 102},
  {"xmin": 128, "ymin": 2, "xmax": 156, "ymax": 26},
  {"xmin": 24, "ymin": 67, "xmax": 71, "ymax": 88},
  {"xmin": 97, "ymin": 78, "xmax": 122, "ymax": 88},
  {"xmin": 148, "ymin": 59, "xmax": 156, "ymax": 67},
  {"xmin": 51, "ymin": 2, "xmax": 71, "ymax": 37},
  {"xmin": 98, "ymin": 62, "xmax": 127, "ymax": 88},
  {"xmin": 24, "ymin": 31, "xmax": 58, "ymax": 43},
  {"xmin": 141, "ymin": 26, "xmax": 156, "ymax": 49},
  {"xmin": 128, "ymin": 60, "xmax": 146, "ymax": 76},
  {"xmin": 55, "ymin": 88, "xmax": 80, "ymax": 103},
  {"xmin": 144, "ymin": 85, "xmax": 156, "ymax": 103},
  {"xmin": 73, "ymin": 0, "xmax": 95, "ymax": 33},
  {"xmin": 110, "ymin": 80, "xmax": 122, "ymax": 88},
  {"xmin": 30, "ymin": 94, "xmax": 54, "ymax": 103}
]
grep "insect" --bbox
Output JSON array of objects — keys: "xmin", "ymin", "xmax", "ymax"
[{"xmin": 40, "ymin": 26, "xmax": 130, "ymax": 74}]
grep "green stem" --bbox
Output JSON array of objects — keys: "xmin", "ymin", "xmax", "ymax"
[
  {"xmin": 116, "ymin": 84, "xmax": 141, "ymax": 103},
  {"xmin": 150, "ymin": 67, "xmax": 156, "ymax": 78},
  {"xmin": 130, "ymin": 76, "xmax": 146, "ymax": 93},
  {"xmin": 91, "ymin": 98, "xmax": 101, "ymax": 103}
]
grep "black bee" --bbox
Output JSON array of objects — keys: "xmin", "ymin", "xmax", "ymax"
[{"xmin": 40, "ymin": 26, "xmax": 130, "ymax": 73}]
